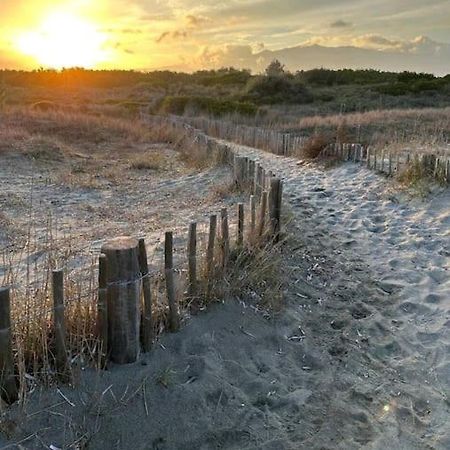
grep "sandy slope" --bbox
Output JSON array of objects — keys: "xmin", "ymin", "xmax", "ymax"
[{"xmin": 2, "ymin": 142, "xmax": 449, "ymax": 449}]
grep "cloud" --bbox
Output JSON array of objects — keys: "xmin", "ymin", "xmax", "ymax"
[
  {"xmin": 185, "ymin": 14, "xmax": 210, "ymax": 28},
  {"xmin": 156, "ymin": 30, "xmax": 188, "ymax": 44},
  {"xmin": 102, "ymin": 28, "xmax": 143, "ymax": 34},
  {"xmin": 192, "ymin": 35, "xmax": 450, "ymax": 75},
  {"xmin": 330, "ymin": 20, "xmax": 352, "ymax": 28},
  {"xmin": 197, "ymin": 44, "xmax": 254, "ymax": 68}
]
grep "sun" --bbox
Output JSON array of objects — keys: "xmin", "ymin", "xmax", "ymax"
[{"xmin": 16, "ymin": 11, "xmax": 109, "ymax": 68}]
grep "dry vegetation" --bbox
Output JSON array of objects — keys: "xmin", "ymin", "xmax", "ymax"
[
  {"xmin": 0, "ymin": 104, "xmax": 285, "ymax": 404},
  {"xmin": 280, "ymin": 107, "xmax": 450, "ymax": 155}
]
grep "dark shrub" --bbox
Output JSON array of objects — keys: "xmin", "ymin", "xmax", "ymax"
[{"xmin": 244, "ymin": 75, "xmax": 313, "ymax": 104}]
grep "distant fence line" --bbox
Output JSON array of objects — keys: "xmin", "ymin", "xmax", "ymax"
[
  {"xmin": 323, "ymin": 143, "xmax": 450, "ymax": 184},
  {"xmin": 0, "ymin": 117, "xmax": 284, "ymax": 403},
  {"xmin": 155, "ymin": 114, "xmax": 450, "ymax": 185},
  {"xmin": 166, "ymin": 114, "xmax": 308, "ymax": 156}
]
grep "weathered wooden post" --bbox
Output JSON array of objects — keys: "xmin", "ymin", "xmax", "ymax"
[
  {"xmin": 237, "ymin": 203, "xmax": 244, "ymax": 247},
  {"xmin": 0, "ymin": 287, "xmax": 18, "ymax": 403},
  {"xmin": 97, "ymin": 255, "xmax": 108, "ymax": 366},
  {"xmin": 52, "ymin": 270, "xmax": 68, "ymax": 376},
  {"xmin": 250, "ymin": 195, "xmax": 256, "ymax": 236},
  {"xmin": 165, "ymin": 232, "xmax": 180, "ymax": 332},
  {"xmin": 220, "ymin": 208, "xmax": 230, "ymax": 268},
  {"xmin": 138, "ymin": 239, "xmax": 153, "ymax": 352},
  {"xmin": 187, "ymin": 223, "xmax": 197, "ymax": 298},
  {"xmin": 255, "ymin": 164, "xmax": 263, "ymax": 197},
  {"xmin": 258, "ymin": 191, "xmax": 268, "ymax": 237},
  {"xmin": 101, "ymin": 237, "xmax": 141, "ymax": 363},
  {"xmin": 207, "ymin": 215, "xmax": 217, "ymax": 278},
  {"xmin": 269, "ymin": 178, "xmax": 283, "ymax": 242},
  {"xmin": 248, "ymin": 160, "xmax": 256, "ymax": 193},
  {"xmin": 233, "ymin": 156, "xmax": 246, "ymax": 189}
]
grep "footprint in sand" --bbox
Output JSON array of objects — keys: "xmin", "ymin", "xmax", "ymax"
[
  {"xmin": 398, "ymin": 301, "xmax": 433, "ymax": 315},
  {"xmin": 424, "ymin": 293, "xmax": 441, "ymax": 304}
]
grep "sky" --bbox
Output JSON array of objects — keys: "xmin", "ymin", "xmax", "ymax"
[{"xmin": 0, "ymin": 0, "xmax": 449, "ymax": 73}]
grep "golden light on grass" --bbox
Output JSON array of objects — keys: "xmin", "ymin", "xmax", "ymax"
[{"xmin": 16, "ymin": 11, "xmax": 109, "ymax": 68}]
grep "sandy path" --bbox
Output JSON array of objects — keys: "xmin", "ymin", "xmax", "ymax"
[{"xmin": 227, "ymin": 142, "xmax": 450, "ymax": 448}]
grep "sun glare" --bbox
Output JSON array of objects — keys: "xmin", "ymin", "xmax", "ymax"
[{"xmin": 16, "ymin": 11, "xmax": 109, "ymax": 68}]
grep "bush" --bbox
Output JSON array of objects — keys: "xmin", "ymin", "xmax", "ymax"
[
  {"xmin": 298, "ymin": 134, "xmax": 330, "ymax": 159},
  {"xmin": 159, "ymin": 95, "xmax": 258, "ymax": 116},
  {"xmin": 375, "ymin": 78, "xmax": 447, "ymax": 96},
  {"xmin": 244, "ymin": 75, "xmax": 313, "ymax": 104}
]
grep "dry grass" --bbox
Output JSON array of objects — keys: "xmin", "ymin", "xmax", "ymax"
[
  {"xmin": 0, "ymin": 106, "xmax": 180, "ymax": 158},
  {"xmin": 128, "ymin": 153, "xmax": 166, "ymax": 171},
  {"xmin": 280, "ymin": 107, "xmax": 450, "ymax": 154},
  {"xmin": 208, "ymin": 177, "xmax": 239, "ymax": 201},
  {"xmin": 297, "ymin": 133, "xmax": 330, "ymax": 159}
]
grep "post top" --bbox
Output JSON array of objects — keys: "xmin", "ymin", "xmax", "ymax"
[{"xmin": 101, "ymin": 236, "xmax": 139, "ymax": 252}]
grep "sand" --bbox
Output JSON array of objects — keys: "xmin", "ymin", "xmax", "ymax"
[{"xmin": 1, "ymin": 140, "xmax": 449, "ymax": 449}]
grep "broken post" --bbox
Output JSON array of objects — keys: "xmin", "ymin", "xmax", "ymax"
[{"xmin": 101, "ymin": 237, "xmax": 141, "ymax": 364}]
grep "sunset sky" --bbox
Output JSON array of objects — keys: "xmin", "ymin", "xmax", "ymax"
[{"xmin": 1, "ymin": 0, "xmax": 449, "ymax": 73}]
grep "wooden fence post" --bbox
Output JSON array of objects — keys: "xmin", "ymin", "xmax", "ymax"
[
  {"xmin": 165, "ymin": 232, "xmax": 179, "ymax": 332},
  {"xmin": 0, "ymin": 287, "xmax": 18, "ymax": 403},
  {"xmin": 221, "ymin": 208, "xmax": 230, "ymax": 268},
  {"xmin": 237, "ymin": 203, "xmax": 244, "ymax": 247},
  {"xmin": 101, "ymin": 237, "xmax": 141, "ymax": 363},
  {"xmin": 250, "ymin": 195, "xmax": 256, "ymax": 236},
  {"xmin": 97, "ymin": 255, "xmax": 108, "ymax": 366},
  {"xmin": 207, "ymin": 215, "xmax": 217, "ymax": 278},
  {"xmin": 187, "ymin": 223, "xmax": 197, "ymax": 298},
  {"xmin": 255, "ymin": 164, "xmax": 264, "ymax": 197},
  {"xmin": 269, "ymin": 178, "xmax": 283, "ymax": 242},
  {"xmin": 258, "ymin": 191, "xmax": 268, "ymax": 237},
  {"xmin": 52, "ymin": 270, "xmax": 68, "ymax": 376},
  {"xmin": 138, "ymin": 239, "xmax": 153, "ymax": 352},
  {"xmin": 248, "ymin": 160, "xmax": 256, "ymax": 193}
]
